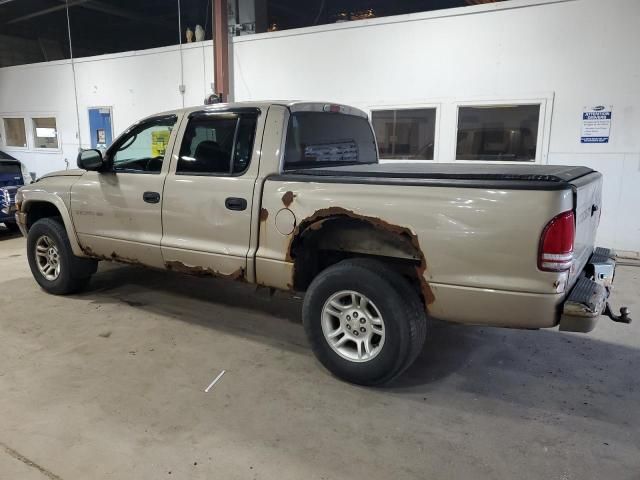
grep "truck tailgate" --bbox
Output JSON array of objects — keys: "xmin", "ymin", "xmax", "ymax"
[{"xmin": 570, "ymin": 172, "xmax": 603, "ymax": 285}]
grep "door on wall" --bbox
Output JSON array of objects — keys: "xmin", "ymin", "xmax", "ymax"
[{"xmin": 88, "ymin": 107, "xmax": 113, "ymax": 150}]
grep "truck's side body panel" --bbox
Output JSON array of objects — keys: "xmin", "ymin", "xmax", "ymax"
[{"xmin": 256, "ymin": 179, "xmax": 574, "ymax": 328}]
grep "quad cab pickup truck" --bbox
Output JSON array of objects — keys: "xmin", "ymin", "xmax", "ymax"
[{"xmin": 15, "ymin": 101, "xmax": 631, "ymax": 385}]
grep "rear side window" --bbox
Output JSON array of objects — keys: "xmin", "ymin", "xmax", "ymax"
[
  {"xmin": 283, "ymin": 112, "xmax": 377, "ymax": 170},
  {"xmin": 177, "ymin": 113, "xmax": 258, "ymax": 175}
]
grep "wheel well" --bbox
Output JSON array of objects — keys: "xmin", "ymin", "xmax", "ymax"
[
  {"xmin": 25, "ymin": 201, "xmax": 63, "ymax": 230},
  {"xmin": 290, "ymin": 215, "xmax": 425, "ymax": 301}
]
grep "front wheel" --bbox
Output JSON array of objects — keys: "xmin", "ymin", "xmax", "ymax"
[
  {"xmin": 27, "ymin": 217, "xmax": 98, "ymax": 295},
  {"xmin": 303, "ymin": 259, "xmax": 427, "ymax": 386}
]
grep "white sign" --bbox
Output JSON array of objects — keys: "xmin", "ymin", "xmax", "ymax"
[{"xmin": 581, "ymin": 105, "xmax": 612, "ymax": 144}]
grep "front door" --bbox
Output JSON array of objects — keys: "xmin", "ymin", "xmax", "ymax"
[
  {"xmin": 71, "ymin": 114, "xmax": 180, "ymax": 268},
  {"xmin": 161, "ymin": 109, "xmax": 261, "ymax": 278}
]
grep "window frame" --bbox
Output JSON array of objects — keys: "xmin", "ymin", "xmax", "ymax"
[
  {"xmin": 451, "ymin": 96, "xmax": 552, "ymax": 165},
  {"xmin": 106, "ymin": 114, "xmax": 179, "ymax": 175},
  {"xmin": 0, "ymin": 116, "xmax": 29, "ymax": 151},
  {"xmin": 367, "ymin": 103, "xmax": 440, "ymax": 163},
  {"xmin": 30, "ymin": 115, "xmax": 62, "ymax": 153},
  {"xmin": 175, "ymin": 109, "xmax": 260, "ymax": 178}
]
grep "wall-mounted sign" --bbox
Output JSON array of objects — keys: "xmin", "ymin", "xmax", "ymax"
[
  {"xmin": 96, "ymin": 128, "xmax": 106, "ymax": 144},
  {"xmin": 581, "ymin": 105, "xmax": 612, "ymax": 143},
  {"xmin": 89, "ymin": 107, "xmax": 113, "ymax": 148}
]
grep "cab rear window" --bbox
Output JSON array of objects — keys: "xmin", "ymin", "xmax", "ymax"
[{"xmin": 283, "ymin": 112, "xmax": 377, "ymax": 170}]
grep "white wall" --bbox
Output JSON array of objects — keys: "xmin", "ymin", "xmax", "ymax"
[
  {"xmin": 0, "ymin": 41, "xmax": 215, "ymax": 177},
  {"xmin": 232, "ymin": 0, "xmax": 640, "ymax": 254}
]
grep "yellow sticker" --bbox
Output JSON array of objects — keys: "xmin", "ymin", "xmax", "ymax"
[{"xmin": 151, "ymin": 130, "xmax": 170, "ymax": 157}]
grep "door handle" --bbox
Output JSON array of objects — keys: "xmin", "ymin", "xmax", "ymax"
[
  {"xmin": 143, "ymin": 191, "xmax": 161, "ymax": 204},
  {"xmin": 225, "ymin": 197, "xmax": 247, "ymax": 211}
]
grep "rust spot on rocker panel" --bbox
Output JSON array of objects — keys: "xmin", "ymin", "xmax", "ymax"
[
  {"xmin": 281, "ymin": 191, "xmax": 294, "ymax": 207},
  {"xmin": 288, "ymin": 206, "xmax": 435, "ymax": 305},
  {"xmin": 259, "ymin": 208, "xmax": 269, "ymax": 222},
  {"xmin": 165, "ymin": 261, "xmax": 245, "ymax": 281},
  {"xmin": 81, "ymin": 245, "xmax": 142, "ymax": 265}
]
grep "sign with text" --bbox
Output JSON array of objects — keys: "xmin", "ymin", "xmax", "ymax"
[{"xmin": 581, "ymin": 106, "xmax": 612, "ymax": 143}]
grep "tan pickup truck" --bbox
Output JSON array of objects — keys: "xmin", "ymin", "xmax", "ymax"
[{"xmin": 15, "ymin": 101, "xmax": 631, "ymax": 385}]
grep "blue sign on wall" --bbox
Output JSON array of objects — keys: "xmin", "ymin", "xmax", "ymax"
[
  {"xmin": 88, "ymin": 107, "xmax": 113, "ymax": 149},
  {"xmin": 581, "ymin": 106, "xmax": 612, "ymax": 144}
]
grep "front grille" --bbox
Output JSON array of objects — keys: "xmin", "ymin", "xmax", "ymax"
[{"xmin": 0, "ymin": 189, "xmax": 16, "ymax": 209}]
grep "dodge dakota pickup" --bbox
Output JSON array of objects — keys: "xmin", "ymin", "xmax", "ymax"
[{"xmin": 15, "ymin": 101, "xmax": 631, "ymax": 385}]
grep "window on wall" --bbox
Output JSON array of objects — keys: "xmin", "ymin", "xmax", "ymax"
[
  {"xmin": 2, "ymin": 118, "xmax": 27, "ymax": 148},
  {"xmin": 32, "ymin": 117, "xmax": 59, "ymax": 149},
  {"xmin": 371, "ymin": 108, "xmax": 436, "ymax": 160},
  {"xmin": 456, "ymin": 105, "xmax": 540, "ymax": 161}
]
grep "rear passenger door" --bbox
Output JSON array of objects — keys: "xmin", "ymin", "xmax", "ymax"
[{"xmin": 161, "ymin": 109, "xmax": 261, "ymax": 277}]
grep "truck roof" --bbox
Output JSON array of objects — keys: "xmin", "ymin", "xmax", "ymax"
[{"xmin": 154, "ymin": 101, "xmax": 368, "ymax": 119}]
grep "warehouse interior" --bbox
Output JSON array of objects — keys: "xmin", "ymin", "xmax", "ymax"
[{"xmin": 0, "ymin": 0, "xmax": 639, "ymax": 479}]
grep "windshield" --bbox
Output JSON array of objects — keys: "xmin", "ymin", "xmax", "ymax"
[
  {"xmin": 0, "ymin": 162, "xmax": 21, "ymax": 175},
  {"xmin": 283, "ymin": 112, "xmax": 378, "ymax": 170}
]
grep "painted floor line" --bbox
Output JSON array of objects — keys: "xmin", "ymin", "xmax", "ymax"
[
  {"xmin": 0, "ymin": 440, "xmax": 64, "ymax": 480},
  {"xmin": 204, "ymin": 370, "xmax": 226, "ymax": 392}
]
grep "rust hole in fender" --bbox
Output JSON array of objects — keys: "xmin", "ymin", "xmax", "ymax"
[
  {"xmin": 287, "ymin": 206, "xmax": 435, "ymax": 306},
  {"xmin": 165, "ymin": 261, "xmax": 245, "ymax": 281},
  {"xmin": 281, "ymin": 191, "xmax": 294, "ymax": 207}
]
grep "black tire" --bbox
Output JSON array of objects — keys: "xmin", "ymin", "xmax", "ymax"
[
  {"xmin": 4, "ymin": 221, "xmax": 20, "ymax": 232},
  {"xmin": 303, "ymin": 258, "xmax": 427, "ymax": 386},
  {"xmin": 27, "ymin": 217, "xmax": 98, "ymax": 295}
]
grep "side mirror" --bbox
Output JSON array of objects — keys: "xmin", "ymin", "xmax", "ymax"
[{"xmin": 77, "ymin": 149, "xmax": 106, "ymax": 171}]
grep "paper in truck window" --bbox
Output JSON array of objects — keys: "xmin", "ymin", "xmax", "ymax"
[
  {"xmin": 151, "ymin": 129, "xmax": 171, "ymax": 157},
  {"xmin": 581, "ymin": 106, "xmax": 612, "ymax": 144},
  {"xmin": 303, "ymin": 141, "xmax": 359, "ymax": 163}
]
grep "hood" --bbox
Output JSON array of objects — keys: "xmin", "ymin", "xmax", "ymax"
[{"xmin": 38, "ymin": 168, "xmax": 86, "ymax": 181}]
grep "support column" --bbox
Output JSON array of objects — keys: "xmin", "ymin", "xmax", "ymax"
[{"xmin": 213, "ymin": 0, "xmax": 229, "ymax": 102}]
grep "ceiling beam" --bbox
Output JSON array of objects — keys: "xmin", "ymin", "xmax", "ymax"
[{"xmin": 6, "ymin": 0, "xmax": 88, "ymax": 24}]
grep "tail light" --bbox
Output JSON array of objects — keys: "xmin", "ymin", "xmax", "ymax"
[{"xmin": 538, "ymin": 210, "xmax": 575, "ymax": 272}]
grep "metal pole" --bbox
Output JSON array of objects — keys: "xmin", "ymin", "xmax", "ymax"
[{"xmin": 213, "ymin": 0, "xmax": 229, "ymax": 102}]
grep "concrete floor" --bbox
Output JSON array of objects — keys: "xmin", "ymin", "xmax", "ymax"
[{"xmin": 1, "ymin": 229, "xmax": 639, "ymax": 480}]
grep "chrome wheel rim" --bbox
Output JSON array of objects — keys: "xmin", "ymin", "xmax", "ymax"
[
  {"xmin": 321, "ymin": 290, "xmax": 385, "ymax": 363},
  {"xmin": 35, "ymin": 235, "xmax": 61, "ymax": 281}
]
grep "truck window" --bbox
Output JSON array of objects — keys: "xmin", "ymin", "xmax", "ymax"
[
  {"xmin": 283, "ymin": 112, "xmax": 377, "ymax": 170},
  {"xmin": 111, "ymin": 115, "xmax": 177, "ymax": 174},
  {"xmin": 177, "ymin": 113, "xmax": 257, "ymax": 175}
]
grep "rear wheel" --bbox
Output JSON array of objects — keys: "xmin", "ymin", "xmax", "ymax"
[
  {"xmin": 27, "ymin": 217, "xmax": 98, "ymax": 295},
  {"xmin": 303, "ymin": 258, "xmax": 427, "ymax": 386}
]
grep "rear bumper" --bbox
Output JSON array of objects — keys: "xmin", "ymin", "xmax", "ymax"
[{"xmin": 559, "ymin": 247, "xmax": 632, "ymax": 333}]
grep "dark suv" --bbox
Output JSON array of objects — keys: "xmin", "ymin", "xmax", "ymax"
[{"xmin": 0, "ymin": 151, "xmax": 29, "ymax": 231}]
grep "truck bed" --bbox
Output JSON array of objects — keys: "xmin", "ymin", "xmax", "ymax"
[{"xmin": 280, "ymin": 163, "xmax": 595, "ymax": 190}]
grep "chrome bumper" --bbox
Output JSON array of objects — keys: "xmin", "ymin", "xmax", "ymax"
[{"xmin": 559, "ymin": 247, "xmax": 631, "ymax": 333}]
